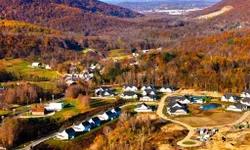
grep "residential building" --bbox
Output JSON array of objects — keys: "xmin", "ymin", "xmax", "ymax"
[
  {"xmin": 73, "ymin": 121, "xmax": 92, "ymax": 132},
  {"xmin": 241, "ymin": 89, "xmax": 250, "ymax": 98},
  {"xmin": 221, "ymin": 94, "xmax": 240, "ymax": 102},
  {"xmin": 45, "ymin": 103, "xmax": 64, "ymax": 111},
  {"xmin": 57, "ymin": 128, "xmax": 76, "ymax": 140},
  {"xmin": 123, "ymin": 84, "xmax": 138, "ymax": 91},
  {"xmin": 241, "ymin": 97, "xmax": 250, "ymax": 106},
  {"xmin": 141, "ymin": 84, "xmax": 155, "ymax": 91},
  {"xmin": 121, "ymin": 91, "xmax": 138, "ymax": 99},
  {"xmin": 226, "ymin": 103, "xmax": 248, "ymax": 112},
  {"xmin": 134, "ymin": 103, "xmax": 153, "ymax": 112},
  {"xmin": 160, "ymin": 85, "xmax": 177, "ymax": 93}
]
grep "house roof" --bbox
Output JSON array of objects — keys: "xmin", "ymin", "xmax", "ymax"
[
  {"xmin": 113, "ymin": 107, "xmax": 121, "ymax": 112},
  {"xmin": 224, "ymin": 94, "xmax": 239, "ymax": 99},
  {"xmin": 168, "ymin": 96, "xmax": 188, "ymax": 102},
  {"xmin": 244, "ymin": 89, "xmax": 250, "ymax": 94},
  {"xmin": 65, "ymin": 128, "xmax": 75, "ymax": 134},
  {"xmin": 242, "ymin": 97, "xmax": 250, "ymax": 103},
  {"xmin": 106, "ymin": 111, "xmax": 115, "ymax": 116},
  {"xmin": 233, "ymin": 103, "xmax": 247, "ymax": 109},
  {"xmin": 92, "ymin": 117, "xmax": 101, "ymax": 122},
  {"xmin": 82, "ymin": 121, "xmax": 91, "ymax": 127},
  {"xmin": 162, "ymin": 85, "xmax": 176, "ymax": 90},
  {"xmin": 169, "ymin": 107, "xmax": 187, "ymax": 113},
  {"xmin": 167, "ymin": 101, "xmax": 184, "ymax": 108},
  {"xmin": 99, "ymin": 86, "xmax": 110, "ymax": 91},
  {"xmin": 137, "ymin": 103, "xmax": 149, "ymax": 108},
  {"xmin": 142, "ymin": 84, "xmax": 155, "ymax": 88},
  {"xmin": 96, "ymin": 90, "xmax": 113, "ymax": 96},
  {"xmin": 123, "ymin": 91, "xmax": 137, "ymax": 96},
  {"xmin": 124, "ymin": 84, "xmax": 136, "ymax": 88},
  {"xmin": 32, "ymin": 107, "xmax": 45, "ymax": 112},
  {"xmin": 144, "ymin": 89, "xmax": 157, "ymax": 94}
]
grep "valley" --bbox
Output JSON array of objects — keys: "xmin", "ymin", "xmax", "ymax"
[{"xmin": 1, "ymin": 0, "xmax": 250, "ymax": 149}]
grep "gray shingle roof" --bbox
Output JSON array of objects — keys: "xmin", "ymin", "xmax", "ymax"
[
  {"xmin": 234, "ymin": 103, "xmax": 247, "ymax": 109},
  {"xmin": 224, "ymin": 94, "xmax": 240, "ymax": 99},
  {"xmin": 65, "ymin": 128, "xmax": 75, "ymax": 134},
  {"xmin": 242, "ymin": 97, "xmax": 250, "ymax": 103},
  {"xmin": 123, "ymin": 91, "xmax": 137, "ymax": 96}
]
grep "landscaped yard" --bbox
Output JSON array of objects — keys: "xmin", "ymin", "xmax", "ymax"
[
  {"xmin": 0, "ymin": 59, "xmax": 58, "ymax": 79},
  {"xmin": 51, "ymin": 98, "xmax": 118, "ymax": 121}
]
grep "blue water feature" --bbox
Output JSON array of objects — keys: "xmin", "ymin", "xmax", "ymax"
[{"xmin": 201, "ymin": 103, "xmax": 222, "ymax": 110}]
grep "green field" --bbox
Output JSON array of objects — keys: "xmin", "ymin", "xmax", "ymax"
[
  {"xmin": 1, "ymin": 59, "xmax": 58, "ymax": 79},
  {"xmin": 52, "ymin": 98, "xmax": 117, "ymax": 121},
  {"xmin": 108, "ymin": 49, "xmax": 132, "ymax": 60}
]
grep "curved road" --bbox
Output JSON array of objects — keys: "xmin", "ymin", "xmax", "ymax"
[
  {"xmin": 156, "ymin": 94, "xmax": 250, "ymax": 148},
  {"xmin": 156, "ymin": 94, "xmax": 201, "ymax": 147}
]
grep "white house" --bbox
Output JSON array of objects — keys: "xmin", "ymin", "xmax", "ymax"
[
  {"xmin": 167, "ymin": 107, "xmax": 188, "ymax": 115},
  {"xmin": 142, "ymin": 89, "xmax": 157, "ymax": 96},
  {"xmin": 191, "ymin": 97, "xmax": 206, "ymax": 104},
  {"xmin": 134, "ymin": 103, "xmax": 153, "ymax": 112},
  {"xmin": 123, "ymin": 84, "xmax": 138, "ymax": 92},
  {"xmin": 95, "ymin": 87, "xmax": 114, "ymax": 97},
  {"xmin": 169, "ymin": 96, "xmax": 190, "ymax": 104},
  {"xmin": 31, "ymin": 62, "xmax": 42, "ymax": 68},
  {"xmin": 140, "ymin": 94, "xmax": 157, "ymax": 101},
  {"xmin": 45, "ymin": 103, "xmax": 64, "ymax": 111},
  {"xmin": 221, "ymin": 94, "xmax": 240, "ymax": 102},
  {"xmin": 121, "ymin": 91, "xmax": 138, "ymax": 99},
  {"xmin": 241, "ymin": 89, "xmax": 250, "ymax": 98},
  {"xmin": 45, "ymin": 65, "xmax": 51, "ymax": 70},
  {"xmin": 160, "ymin": 85, "xmax": 176, "ymax": 93},
  {"xmin": 141, "ymin": 84, "xmax": 155, "ymax": 91},
  {"xmin": 110, "ymin": 107, "xmax": 122, "ymax": 117},
  {"xmin": 241, "ymin": 98, "xmax": 250, "ymax": 106},
  {"xmin": 57, "ymin": 128, "xmax": 76, "ymax": 140},
  {"xmin": 97, "ymin": 111, "xmax": 116, "ymax": 121},
  {"xmin": 142, "ymin": 49, "xmax": 151, "ymax": 54},
  {"xmin": 226, "ymin": 103, "xmax": 248, "ymax": 112},
  {"xmin": 73, "ymin": 121, "xmax": 92, "ymax": 132}
]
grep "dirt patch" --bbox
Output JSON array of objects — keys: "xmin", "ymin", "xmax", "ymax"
[
  {"xmin": 175, "ymin": 112, "xmax": 242, "ymax": 127},
  {"xmin": 197, "ymin": 6, "xmax": 233, "ymax": 20}
]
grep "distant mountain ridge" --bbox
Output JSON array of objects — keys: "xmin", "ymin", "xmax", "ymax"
[
  {"xmin": 0, "ymin": 0, "xmax": 142, "ymax": 33},
  {"xmin": 0, "ymin": 0, "xmax": 142, "ymax": 18}
]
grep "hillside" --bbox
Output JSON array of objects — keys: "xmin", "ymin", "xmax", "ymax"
[
  {"xmin": 0, "ymin": 0, "xmax": 142, "ymax": 34},
  {"xmin": 192, "ymin": 0, "xmax": 250, "ymax": 30}
]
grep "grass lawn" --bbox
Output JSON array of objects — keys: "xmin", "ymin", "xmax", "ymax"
[
  {"xmin": 0, "ymin": 110, "xmax": 10, "ymax": 116},
  {"xmin": 108, "ymin": 49, "xmax": 132, "ymax": 60},
  {"xmin": 51, "ymin": 99, "xmax": 83, "ymax": 120},
  {"xmin": 0, "ymin": 59, "xmax": 58, "ymax": 79},
  {"xmin": 182, "ymin": 141, "xmax": 196, "ymax": 145},
  {"xmin": 51, "ymin": 98, "xmax": 118, "ymax": 121}
]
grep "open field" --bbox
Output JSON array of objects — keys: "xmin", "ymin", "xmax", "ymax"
[
  {"xmin": 175, "ymin": 111, "xmax": 242, "ymax": 127},
  {"xmin": 0, "ymin": 59, "xmax": 58, "ymax": 79},
  {"xmin": 108, "ymin": 49, "xmax": 132, "ymax": 60}
]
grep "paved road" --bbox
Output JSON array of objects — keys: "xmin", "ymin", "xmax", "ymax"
[{"xmin": 17, "ymin": 134, "xmax": 56, "ymax": 150}]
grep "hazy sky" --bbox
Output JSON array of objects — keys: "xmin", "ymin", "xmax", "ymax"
[{"xmin": 101, "ymin": 0, "xmax": 221, "ymax": 3}]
